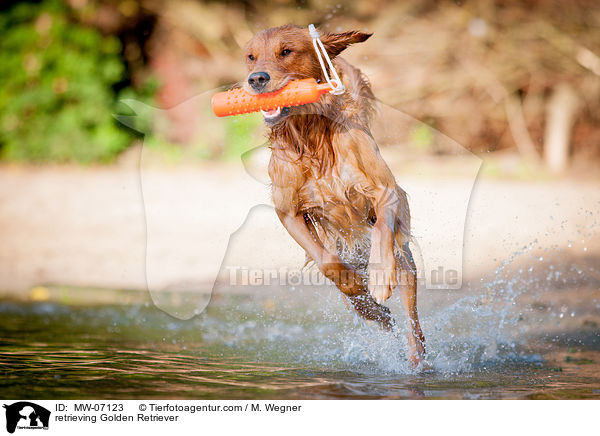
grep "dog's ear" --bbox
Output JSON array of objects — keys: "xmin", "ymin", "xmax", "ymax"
[{"xmin": 320, "ymin": 31, "xmax": 372, "ymax": 58}]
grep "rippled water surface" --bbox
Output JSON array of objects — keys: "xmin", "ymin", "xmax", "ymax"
[{"xmin": 1, "ymin": 271, "xmax": 599, "ymax": 399}]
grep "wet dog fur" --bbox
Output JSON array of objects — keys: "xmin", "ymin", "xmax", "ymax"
[{"xmin": 242, "ymin": 24, "xmax": 425, "ymax": 366}]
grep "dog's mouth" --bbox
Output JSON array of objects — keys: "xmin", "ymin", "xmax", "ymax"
[{"xmin": 260, "ymin": 106, "xmax": 290, "ymax": 125}]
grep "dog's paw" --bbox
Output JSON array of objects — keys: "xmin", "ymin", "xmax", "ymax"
[{"xmin": 368, "ymin": 261, "xmax": 397, "ymax": 304}]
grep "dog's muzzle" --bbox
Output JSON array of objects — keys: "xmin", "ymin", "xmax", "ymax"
[{"xmin": 260, "ymin": 106, "xmax": 290, "ymax": 125}]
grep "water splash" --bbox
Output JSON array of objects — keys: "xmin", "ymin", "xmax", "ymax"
[{"xmin": 190, "ymin": 237, "xmax": 597, "ymax": 375}]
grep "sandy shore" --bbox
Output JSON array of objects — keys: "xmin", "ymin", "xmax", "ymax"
[{"xmin": 1, "ymin": 152, "xmax": 598, "ymax": 297}]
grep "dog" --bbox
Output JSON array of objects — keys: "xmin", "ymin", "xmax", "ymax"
[{"xmin": 243, "ymin": 24, "xmax": 425, "ymax": 366}]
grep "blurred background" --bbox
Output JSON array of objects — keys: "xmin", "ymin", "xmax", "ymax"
[
  {"xmin": 0, "ymin": 0, "xmax": 598, "ymax": 165},
  {"xmin": 0, "ymin": 0, "xmax": 598, "ymax": 297}
]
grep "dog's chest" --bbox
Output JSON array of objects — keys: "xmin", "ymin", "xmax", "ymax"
[
  {"xmin": 299, "ymin": 165, "xmax": 347, "ymax": 205},
  {"xmin": 271, "ymin": 158, "xmax": 372, "ymax": 228}
]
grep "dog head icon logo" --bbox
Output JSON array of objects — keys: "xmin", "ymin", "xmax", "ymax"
[{"xmin": 3, "ymin": 402, "xmax": 50, "ymax": 433}]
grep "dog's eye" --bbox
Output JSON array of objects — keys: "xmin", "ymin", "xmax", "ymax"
[
  {"xmin": 248, "ymin": 54, "xmax": 255, "ymax": 61},
  {"xmin": 280, "ymin": 49, "xmax": 292, "ymax": 57}
]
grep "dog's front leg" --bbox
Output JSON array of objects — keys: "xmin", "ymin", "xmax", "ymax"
[
  {"xmin": 368, "ymin": 197, "xmax": 399, "ymax": 304},
  {"xmin": 275, "ymin": 209, "xmax": 365, "ymax": 296},
  {"xmin": 276, "ymin": 210, "xmax": 395, "ymax": 330}
]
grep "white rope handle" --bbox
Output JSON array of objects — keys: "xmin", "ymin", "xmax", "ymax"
[{"xmin": 308, "ymin": 24, "xmax": 345, "ymax": 95}]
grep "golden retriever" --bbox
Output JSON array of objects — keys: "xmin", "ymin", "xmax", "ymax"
[{"xmin": 243, "ymin": 24, "xmax": 425, "ymax": 366}]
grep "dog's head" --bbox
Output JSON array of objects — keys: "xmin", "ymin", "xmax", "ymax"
[{"xmin": 243, "ymin": 24, "xmax": 371, "ymax": 124}]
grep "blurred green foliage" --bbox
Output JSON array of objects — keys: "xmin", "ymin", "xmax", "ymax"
[
  {"xmin": 223, "ymin": 113, "xmax": 263, "ymax": 160},
  {"xmin": 0, "ymin": 0, "xmax": 155, "ymax": 163},
  {"xmin": 410, "ymin": 124, "xmax": 434, "ymax": 151}
]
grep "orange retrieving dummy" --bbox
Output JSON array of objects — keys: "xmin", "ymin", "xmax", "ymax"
[{"xmin": 211, "ymin": 78, "xmax": 333, "ymax": 117}]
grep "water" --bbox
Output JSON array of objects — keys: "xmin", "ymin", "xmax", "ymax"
[{"xmin": 1, "ymin": 261, "xmax": 599, "ymax": 399}]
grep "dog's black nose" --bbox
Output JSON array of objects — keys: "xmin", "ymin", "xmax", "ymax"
[{"xmin": 248, "ymin": 72, "xmax": 270, "ymax": 91}]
